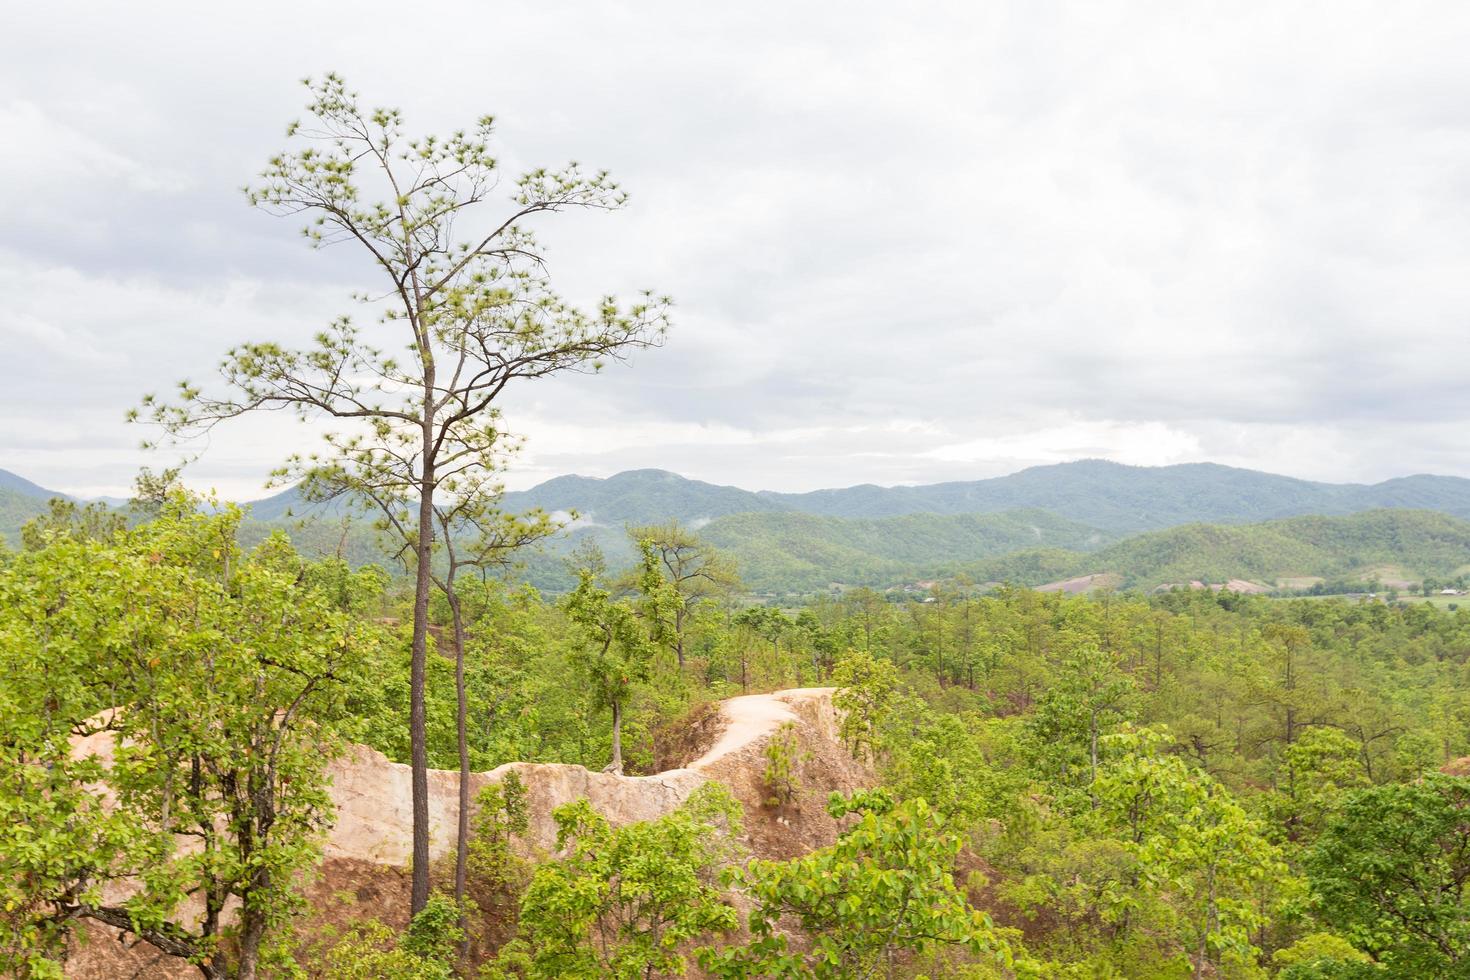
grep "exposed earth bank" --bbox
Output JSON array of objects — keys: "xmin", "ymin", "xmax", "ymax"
[{"xmin": 66, "ymin": 687, "xmax": 873, "ymax": 978}]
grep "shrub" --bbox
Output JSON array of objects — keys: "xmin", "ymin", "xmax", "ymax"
[
  {"xmin": 468, "ymin": 770, "xmax": 531, "ymax": 901},
  {"xmin": 761, "ymin": 722, "xmax": 807, "ymax": 808}
]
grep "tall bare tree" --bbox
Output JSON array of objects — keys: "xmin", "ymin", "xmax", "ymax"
[{"xmin": 137, "ymin": 74, "xmax": 669, "ymax": 913}]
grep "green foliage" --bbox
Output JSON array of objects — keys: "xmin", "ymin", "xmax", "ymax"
[
  {"xmin": 401, "ymin": 893, "xmax": 469, "ymax": 964},
  {"xmin": 1271, "ymin": 933, "xmax": 1374, "ymax": 977},
  {"xmin": 885, "ymin": 711, "xmax": 1030, "ymax": 829},
  {"xmin": 1090, "ymin": 729, "xmax": 1292, "ymax": 972},
  {"xmin": 699, "ymin": 508, "xmax": 1108, "ymax": 594},
  {"xmin": 831, "ymin": 648, "xmax": 901, "ymax": 759},
  {"xmin": 1026, "ymin": 635, "xmax": 1134, "ymax": 788},
  {"xmin": 1306, "ymin": 775, "xmax": 1470, "ymax": 974},
  {"xmin": 0, "ymin": 494, "xmax": 384, "ymax": 977},
  {"xmin": 300, "ymin": 895, "xmax": 465, "ymax": 979},
  {"xmin": 305, "ymin": 919, "xmax": 454, "ymax": 979},
  {"xmin": 761, "ymin": 722, "xmax": 807, "ymax": 808},
  {"xmin": 563, "ymin": 541, "xmax": 678, "ymax": 772},
  {"xmin": 468, "ymin": 772, "xmax": 531, "ymax": 900},
  {"xmin": 625, "ymin": 519, "xmax": 741, "ymax": 665},
  {"xmin": 702, "ymin": 790, "xmax": 1016, "ymax": 978},
  {"xmin": 1265, "ymin": 726, "xmax": 1371, "ymax": 839},
  {"xmin": 19, "ymin": 497, "xmax": 126, "ymax": 550},
  {"xmin": 496, "ymin": 784, "xmax": 741, "ymax": 979}
]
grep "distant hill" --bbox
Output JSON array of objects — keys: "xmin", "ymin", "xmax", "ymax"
[
  {"xmin": 11, "ymin": 464, "xmax": 1470, "ymax": 596},
  {"xmin": 497, "ymin": 461, "xmax": 1470, "ymax": 535},
  {"xmin": 700, "ymin": 509, "xmax": 1110, "ymax": 593},
  {"xmin": 241, "ymin": 485, "xmax": 357, "ymax": 523},
  {"xmin": 0, "ymin": 469, "xmax": 69, "ymax": 500},
  {"xmin": 958, "ymin": 509, "xmax": 1470, "ymax": 591},
  {"xmin": 500, "ymin": 468, "xmax": 782, "ymax": 526},
  {"xmin": 0, "ymin": 468, "xmax": 73, "ymax": 545},
  {"xmin": 627, "ymin": 508, "xmax": 1470, "ymax": 594}
]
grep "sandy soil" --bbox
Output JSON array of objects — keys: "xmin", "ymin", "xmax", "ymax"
[
  {"xmin": 689, "ymin": 687, "xmax": 833, "ymax": 771},
  {"xmin": 64, "ymin": 685, "xmax": 869, "ymax": 978}
]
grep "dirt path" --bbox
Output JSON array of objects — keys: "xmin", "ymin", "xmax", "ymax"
[{"xmin": 688, "ymin": 687, "xmax": 835, "ymax": 771}]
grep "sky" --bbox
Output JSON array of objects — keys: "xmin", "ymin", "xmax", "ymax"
[{"xmin": 2, "ymin": 1, "xmax": 1469, "ymax": 499}]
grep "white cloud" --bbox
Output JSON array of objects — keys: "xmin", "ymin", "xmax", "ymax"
[
  {"xmin": 3, "ymin": 1, "xmax": 1470, "ymax": 497},
  {"xmin": 922, "ymin": 421, "xmax": 1203, "ymax": 468}
]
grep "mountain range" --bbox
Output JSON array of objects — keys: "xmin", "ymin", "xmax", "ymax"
[
  {"xmin": 7, "ymin": 460, "xmax": 1470, "ymax": 594},
  {"xmin": 495, "ymin": 461, "xmax": 1470, "ymax": 533}
]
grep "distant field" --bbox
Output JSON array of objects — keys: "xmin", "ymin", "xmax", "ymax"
[
  {"xmin": 1352, "ymin": 564, "xmax": 1417, "ymax": 589},
  {"xmin": 1397, "ymin": 594, "xmax": 1469, "ymax": 609},
  {"xmin": 1283, "ymin": 593, "xmax": 1469, "ymax": 610}
]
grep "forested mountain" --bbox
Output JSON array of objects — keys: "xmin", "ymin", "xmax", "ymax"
[
  {"xmin": 0, "ymin": 468, "xmax": 70, "ymax": 541},
  {"xmin": 1086, "ymin": 509, "xmax": 1470, "ymax": 586},
  {"xmin": 500, "ymin": 468, "xmax": 782, "ymax": 524},
  {"xmin": 956, "ymin": 508, "xmax": 1470, "ymax": 591},
  {"xmin": 699, "ymin": 509, "xmax": 1109, "ymax": 593},
  {"xmin": 0, "ymin": 468, "xmax": 66, "ymax": 499},
  {"xmin": 673, "ymin": 507, "xmax": 1470, "ymax": 593},
  {"xmin": 500, "ymin": 459, "xmax": 1470, "ymax": 533},
  {"xmin": 11, "ymin": 465, "xmax": 1470, "ymax": 596}
]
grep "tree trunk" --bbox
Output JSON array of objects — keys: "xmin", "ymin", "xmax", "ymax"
[
  {"xmin": 1090, "ymin": 708, "xmax": 1099, "ymax": 786},
  {"xmin": 236, "ymin": 905, "xmax": 267, "ymax": 980},
  {"xmin": 410, "ymin": 470, "xmax": 435, "ymax": 915},
  {"xmin": 611, "ymin": 699, "xmax": 624, "ymax": 774},
  {"xmin": 448, "ymin": 583, "xmax": 472, "ymax": 958},
  {"xmin": 449, "ymin": 587, "xmax": 470, "ymax": 908},
  {"xmin": 675, "ymin": 606, "xmax": 686, "ymax": 669}
]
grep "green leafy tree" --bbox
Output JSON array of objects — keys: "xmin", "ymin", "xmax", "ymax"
[
  {"xmin": 0, "ymin": 496, "xmax": 380, "ymax": 979},
  {"xmin": 1267, "ymin": 726, "xmax": 1369, "ymax": 840},
  {"xmin": 1027, "ymin": 636, "xmax": 1134, "ymax": 788},
  {"xmin": 467, "ymin": 771, "xmax": 531, "ymax": 904},
  {"xmin": 1307, "ymin": 774, "xmax": 1470, "ymax": 974},
  {"xmin": 831, "ymin": 649, "xmax": 900, "ymax": 761},
  {"xmin": 1271, "ymin": 933, "xmax": 1374, "ymax": 979},
  {"xmin": 761, "ymin": 722, "xmax": 808, "ymax": 808},
  {"xmin": 1090, "ymin": 728, "xmax": 1291, "ymax": 974},
  {"xmin": 303, "ymin": 893, "xmax": 465, "ymax": 979},
  {"xmin": 496, "ymin": 784, "xmax": 741, "ymax": 979},
  {"xmin": 136, "ymin": 73, "xmax": 668, "ymax": 913},
  {"xmin": 733, "ymin": 605, "xmax": 793, "ymax": 692},
  {"xmin": 702, "ymin": 790, "xmax": 1016, "ymax": 979},
  {"xmin": 563, "ymin": 542, "xmax": 677, "ymax": 773},
  {"xmin": 626, "ymin": 520, "xmax": 740, "ymax": 669},
  {"xmin": 19, "ymin": 497, "xmax": 126, "ymax": 550}
]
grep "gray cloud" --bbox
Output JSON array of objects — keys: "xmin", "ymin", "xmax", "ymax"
[{"xmin": 2, "ymin": 0, "xmax": 1469, "ymax": 498}]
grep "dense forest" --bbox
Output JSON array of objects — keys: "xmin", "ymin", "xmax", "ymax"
[{"xmin": 5, "ymin": 495, "xmax": 1470, "ymax": 977}]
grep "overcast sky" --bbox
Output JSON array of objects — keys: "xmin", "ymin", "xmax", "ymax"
[{"xmin": 3, "ymin": 1, "xmax": 1469, "ymax": 499}]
